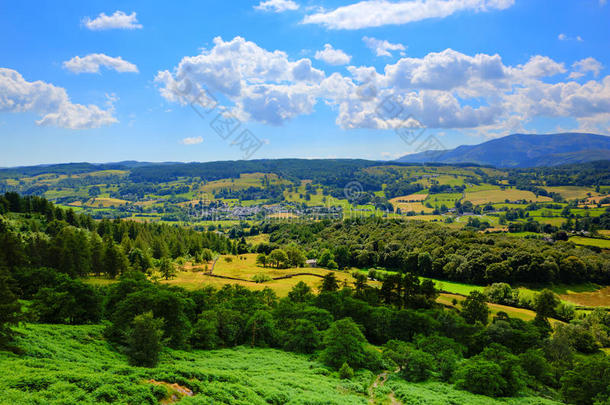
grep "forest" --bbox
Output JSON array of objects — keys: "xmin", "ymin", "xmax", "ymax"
[{"xmin": 1, "ymin": 192, "xmax": 610, "ymax": 404}]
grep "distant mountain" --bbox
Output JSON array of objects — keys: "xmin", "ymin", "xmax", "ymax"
[{"xmin": 396, "ymin": 133, "xmax": 610, "ymax": 167}]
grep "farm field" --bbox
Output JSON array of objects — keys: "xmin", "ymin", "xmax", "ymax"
[
  {"xmin": 463, "ymin": 188, "xmax": 552, "ymax": 205},
  {"xmin": 569, "ymin": 236, "xmax": 610, "ymax": 249},
  {"xmin": 543, "ymin": 186, "xmax": 599, "ymax": 200},
  {"xmin": 556, "ymin": 285, "xmax": 610, "ymax": 307}
]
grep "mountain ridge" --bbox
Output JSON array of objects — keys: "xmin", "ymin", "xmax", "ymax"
[{"xmin": 396, "ymin": 133, "xmax": 610, "ymax": 167}]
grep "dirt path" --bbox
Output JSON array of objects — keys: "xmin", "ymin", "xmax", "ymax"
[{"xmin": 368, "ymin": 371, "xmax": 400, "ymax": 405}]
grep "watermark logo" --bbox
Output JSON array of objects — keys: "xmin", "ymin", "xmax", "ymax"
[
  {"xmin": 165, "ymin": 72, "xmax": 264, "ymax": 160},
  {"xmin": 343, "ymin": 181, "xmax": 364, "ymax": 202}
]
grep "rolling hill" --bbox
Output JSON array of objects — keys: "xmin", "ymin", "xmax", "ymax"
[{"xmin": 396, "ymin": 133, "xmax": 610, "ymax": 167}]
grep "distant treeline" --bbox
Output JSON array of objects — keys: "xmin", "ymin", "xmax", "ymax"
[
  {"xmin": 265, "ymin": 217, "xmax": 610, "ymax": 285},
  {"xmin": 0, "ymin": 193, "xmax": 230, "ymax": 279}
]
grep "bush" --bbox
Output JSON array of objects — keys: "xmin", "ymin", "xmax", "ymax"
[
  {"xmin": 251, "ymin": 273, "xmax": 272, "ymax": 283},
  {"xmin": 456, "ymin": 358, "xmax": 504, "ymax": 397},
  {"xmin": 437, "ymin": 350, "xmax": 458, "ymax": 382},
  {"xmin": 401, "ymin": 349, "xmax": 435, "ymax": 382},
  {"xmin": 339, "ymin": 362, "xmax": 354, "ymax": 379}
]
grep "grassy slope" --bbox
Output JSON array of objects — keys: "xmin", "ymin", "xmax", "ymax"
[
  {"xmin": 1, "ymin": 324, "xmax": 370, "ymax": 405},
  {"xmin": 385, "ymin": 378, "xmax": 561, "ymax": 405},
  {"xmin": 2, "ymin": 325, "xmax": 563, "ymax": 405}
]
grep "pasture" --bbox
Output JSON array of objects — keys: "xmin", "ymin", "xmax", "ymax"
[
  {"xmin": 569, "ymin": 236, "xmax": 610, "ymax": 249},
  {"xmin": 463, "ymin": 187, "xmax": 552, "ymax": 205},
  {"xmin": 542, "ymin": 186, "xmax": 599, "ymax": 200}
]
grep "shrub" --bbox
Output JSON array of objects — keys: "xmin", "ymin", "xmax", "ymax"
[
  {"xmin": 251, "ymin": 273, "xmax": 272, "ymax": 283},
  {"xmin": 400, "ymin": 349, "xmax": 435, "ymax": 382},
  {"xmin": 339, "ymin": 362, "xmax": 354, "ymax": 379},
  {"xmin": 456, "ymin": 358, "xmax": 504, "ymax": 397}
]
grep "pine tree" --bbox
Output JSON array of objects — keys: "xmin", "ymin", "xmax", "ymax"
[{"xmin": 0, "ymin": 269, "xmax": 22, "ymax": 350}]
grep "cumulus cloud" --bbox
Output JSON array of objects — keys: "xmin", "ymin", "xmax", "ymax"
[
  {"xmin": 63, "ymin": 54, "xmax": 138, "ymax": 74},
  {"xmin": 314, "ymin": 44, "xmax": 352, "ymax": 65},
  {"xmin": 155, "ymin": 36, "xmax": 323, "ymax": 125},
  {"xmin": 362, "ymin": 36, "xmax": 405, "ymax": 57},
  {"xmin": 156, "ymin": 36, "xmax": 610, "ymax": 134},
  {"xmin": 254, "ymin": 0, "xmax": 299, "ymax": 12},
  {"xmin": 0, "ymin": 68, "xmax": 117, "ymax": 129},
  {"xmin": 302, "ymin": 0, "xmax": 515, "ymax": 29},
  {"xmin": 82, "ymin": 11, "xmax": 142, "ymax": 30},
  {"xmin": 569, "ymin": 57, "xmax": 603, "ymax": 79},
  {"xmin": 181, "ymin": 136, "xmax": 203, "ymax": 145}
]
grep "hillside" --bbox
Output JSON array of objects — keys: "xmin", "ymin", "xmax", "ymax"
[
  {"xmin": 396, "ymin": 133, "xmax": 610, "ymax": 167},
  {"xmin": 0, "ymin": 324, "xmax": 564, "ymax": 404}
]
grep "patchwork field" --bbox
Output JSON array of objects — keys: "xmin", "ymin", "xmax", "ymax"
[
  {"xmin": 464, "ymin": 188, "xmax": 552, "ymax": 205},
  {"xmin": 569, "ymin": 236, "xmax": 610, "ymax": 249},
  {"xmin": 543, "ymin": 186, "xmax": 599, "ymax": 200},
  {"xmin": 557, "ymin": 285, "xmax": 610, "ymax": 307}
]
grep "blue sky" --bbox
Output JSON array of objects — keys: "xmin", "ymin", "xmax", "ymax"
[{"xmin": 1, "ymin": 0, "xmax": 609, "ymax": 166}]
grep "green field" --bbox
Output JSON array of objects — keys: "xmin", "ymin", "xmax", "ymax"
[{"xmin": 569, "ymin": 236, "xmax": 610, "ymax": 249}]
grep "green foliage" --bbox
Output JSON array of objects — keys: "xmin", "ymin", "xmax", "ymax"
[
  {"xmin": 0, "ymin": 323, "xmax": 369, "ymax": 404},
  {"xmin": 320, "ymin": 318, "xmax": 368, "ymax": 370},
  {"xmin": 126, "ymin": 311, "xmax": 164, "ymax": 368},
  {"xmin": 456, "ymin": 358, "xmax": 505, "ymax": 397},
  {"xmin": 560, "ymin": 355, "xmax": 610, "ymax": 405},
  {"xmin": 251, "ymin": 273, "xmax": 272, "ymax": 283},
  {"xmin": 534, "ymin": 289, "xmax": 560, "ymax": 322},
  {"xmin": 0, "ymin": 268, "xmax": 21, "ymax": 349},
  {"xmin": 287, "ymin": 281, "xmax": 314, "ymax": 303},
  {"xmin": 320, "ymin": 272, "xmax": 339, "ymax": 292},
  {"xmin": 31, "ymin": 277, "xmax": 101, "ymax": 324},
  {"xmin": 190, "ymin": 316, "xmax": 219, "ymax": 350},
  {"xmin": 338, "ymin": 362, "xmax": 354, "ymax": 379},
  {"xmin": 284, "ymin": 319, "xmax": 321, "ymax": 354},
  {"xmin": 268, "ymin": 248, "xmax": 288, "ymax": 268},
  {"xmin": 159, "ymin": 257, "xmax": 176, "ymax": 280},
  {"xmin": 461, "ymin": 291, "xmax": 490, "ymax": 325}
]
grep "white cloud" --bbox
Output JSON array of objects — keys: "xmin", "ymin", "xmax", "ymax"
[
  {"xmin": 181, "ymin": 136, "xmax": 203, "ymax": 145},
  {"xmin": 314, "ymin": 44, "xmax": 352, "ymax": 65},
  {"xmin": 558, "ymin": 33, "xmax": 583, "ymax": 42},
  {"xmin": 362, "ymin": 36, "xmax": 405, "ymax": 57},
  {"xmin": 302, "ymin": 0, "xmax": 515, "ymax": 29},
  {"xmin": 0, "ymin": 68, "xmax": 117, "ymax": 129},
  {"xmin": 156, "ymin": 36, "xmax": 610, "ymax": 134},
  {"xmin": 82, "ymin": 11, "xmax": 142, "ymax": 30},
  {"xmin": 155, "ymin": 36, "xmax": 323, "ymax": 125},
  {"xmin": 63, "ymin": 54, "xmax": 138, "ymax": 74},
  {"xmin": 518, "ymin": 55, "xmax": 566, "ymax": 78},
  {"xmin": 254, "ymin": 0, "xmax": 299, "ymax": 12},
  {"xmin": 569, "ymin": 57, "xmax": 603, "ymax": 79}
]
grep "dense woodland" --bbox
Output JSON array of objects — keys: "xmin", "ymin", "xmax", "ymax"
[
  {"xmin": 264, "ymin": 218, "xmax": 610, "ymax": 285},
  {"xmin": 1, "ymin": 192, "xmax": 610, "ymax": 404}
]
